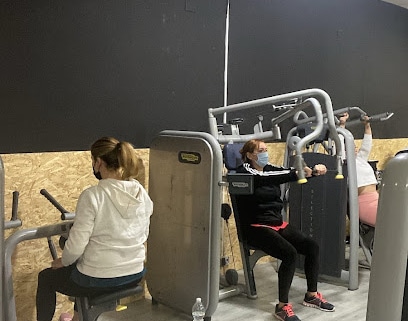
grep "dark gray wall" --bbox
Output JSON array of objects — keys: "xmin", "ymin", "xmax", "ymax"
[
  {"xmin": 1, "ymin": 0, "xmax": 227, "ymax": 153},
  {"xmin": 228, "ymin": 0, "xmax": 408, "ymax": 140},
  {"xmin": 2, "ymin": 0, "xmax": 408, "ymax": 153}
]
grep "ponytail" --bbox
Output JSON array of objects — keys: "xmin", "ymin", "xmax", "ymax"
[
  {"xmin": 91, "ymin": 137, "xmax": 139, "ymax": 180},
  {"xmin": 116, "ymin": 141, "xmax": 139, "ymax": 180}
]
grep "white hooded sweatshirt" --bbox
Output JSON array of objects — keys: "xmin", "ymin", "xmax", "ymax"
[
  {"xmin": 62, "ymin": 178, "xmax": 153, "ymax": 278},
  {"xmin": 356, "ymin": 134, "xmax": 378, "ymax": 188}
]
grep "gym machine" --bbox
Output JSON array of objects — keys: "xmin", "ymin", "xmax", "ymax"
[
  {"xmin": 147, "ymin": 131, "xmax": 225, "ymax": 320},
  {"xmin": 366, "ymin": 148, "xmax": 408, "ymax": 321},
  {"xmin": 208, "ymin": 88, "xmax": 363, "ymax": 288},
  {"xmin": 3, "ymin": 189, "xmax": 143, "ymax": 321},
  {"xmin": 285, "ymin": 105, "xmax": 392, "ymax": 287}
]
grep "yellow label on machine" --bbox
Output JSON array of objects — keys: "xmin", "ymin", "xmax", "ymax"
[{"xmin": 116, "ymin": 305, "xmax": 128, "ymax": 312}]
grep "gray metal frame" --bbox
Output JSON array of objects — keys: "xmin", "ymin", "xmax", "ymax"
[
  {"xmin": 208, "ymin": 89, "xmax": 342, "ymax": 151},
  {"xmin": 4, "ymin": 221, "xmax": 73, "ymax": 321},
  {"xmin": 337, "ymin": 127, "xmax": 360, "ymax": 289},
  {"xmin": 146, "ymin": 130, "xmax": 223, "ymax": 319},
  {"xmin": 1, "ymin": 156, "xmax": 5, "ymax": 321},
  {"xmin": 282, "ymin": 106, "xmax": 392, "ymax": 290},
  {"xmin": 366, "ymin": 151, "xmax": 408, "ymax": 321},
  {"xmin": 208, "ymin": 88, "xmax": 344, "ymax": 180},
  {"xmin": 4, "ymin": 192, "xmax": 22, "ymax": 230},
  {"xmin": 208, "ymin": 89, "xmax": 356, "ymax": 287}
]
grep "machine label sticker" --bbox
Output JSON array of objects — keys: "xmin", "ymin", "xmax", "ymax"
[
  {"xmin": 178, "ymin": 151, "xmax": 201, "ymax": 164},
  {"xmin": 231, "ymin": 182, "xmax": 249, "ymax": 188}
]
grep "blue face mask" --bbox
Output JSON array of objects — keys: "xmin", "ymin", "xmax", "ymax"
[{"xmin": 255, "ymin": 151, "xmax": 269, "ymax": 168}]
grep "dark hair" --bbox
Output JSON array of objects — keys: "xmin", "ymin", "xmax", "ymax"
[
  {"xmin": 91, "ymin": 137, "xmax": 139, "ymax": 180},
  {"xmin": 239, "ymin": 139, "xmax": 263, "ymax": 163}
]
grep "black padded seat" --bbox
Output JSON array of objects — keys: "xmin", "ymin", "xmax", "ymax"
[{"xmin": 76, "ymin": 284, "xmax": 143, "ymax": 321}]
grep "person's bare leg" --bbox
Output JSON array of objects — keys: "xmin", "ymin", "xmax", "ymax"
[
  {"xmin": 59, "ymin": 312, "xmax": 73, "ymax": 321},
  {"xmin": 72, "ymin": 311, "xmax": 79, "ymax": 321}
]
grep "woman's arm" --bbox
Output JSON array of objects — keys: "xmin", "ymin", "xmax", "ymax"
[
  {"xmin": 338, "ymin": 112, "xmax": 349, "ymax": 129},
  {"xmin": 363, "ymin": 116, "xmax": 372, "ymax": 135},
  {"xmin": 239, "ymin": 163, "xmax": 327, "ymax": 185},
  {"xmin": 240, "ymin": 163, "xmax": 299, "ymax": 185},
  {"xmin": 358, "ymin": 116, "xmax": 372, "ymax": 160},
  {"xmin": 61, "ymin": 189, "xmax": 97, "ymax": 266}
]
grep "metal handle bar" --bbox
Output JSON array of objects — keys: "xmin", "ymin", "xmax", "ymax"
[
  {"xmin": 346, "ymin": 111, "xmax": 394, "ymax": 127},
  {"xmin": 293, "ymin": 106, "xmax": 366, "ymax": 125},
  {"xmin": 368, "ymin": 112, "xmax": 394, "ymax": 122},
  {"xmin": 4, "ymin": 221, "xmax": 74, "ymax": 321},
  {"xmin": 40, "ymin": 189, "xmax": 75, "ymax": 220},
  {"xmin": 4, "ymin": 191, "xmax": 22, "ymax": 230},
  {"xmin": 208, "ymin": 88, "xmax": 343, "ymax": 164},
  {"xmin": 11, "ymin": 191, "xmax": 19, "ymax": 221}
]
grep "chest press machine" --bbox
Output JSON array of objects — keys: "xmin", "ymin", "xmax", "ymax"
[
  {"xmin": 288, "ymin": 107, "xmax": 393, "ymax": 269},
  {"xmin": 219, "ymin": 90, "xmax": 339, "ymax": 297},
  {"xmin": 209, "ymin": 88, "xmax": 369, "ymax": 292},
  {"xmin": 145, "ymin": 89, "xmax": 340, "ymax": 320}
]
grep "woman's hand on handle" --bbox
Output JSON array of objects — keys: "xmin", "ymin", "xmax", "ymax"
[
  {"xmin": 338, "ymin": 112, "xmax": 349, "ymax": 128},
  {"xmin": 51, "ymin": 257, "xmax": 64, "ymax": 269},
  {"xmin": 361, "ymin": 115, "xmax": 372, "ymax": 135},
  {"xmin": 313, "ymin": 164, "xmax": 327, "ymax": 175},
  {"xmin": 304, "ymin": 166, "xmax": 313, "ymax": 178},
  {"xmin": 305, "ymin": 164, "xmax": 327, "ymax": 177}
]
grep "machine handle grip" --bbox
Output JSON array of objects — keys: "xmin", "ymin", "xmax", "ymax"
[
  {"xmin": 11, "ymin": 191, "xmax": 19, "ymax": 221},
  {"xmin": 40, "ymin": 189, "xmax": 69, "ymax": 214},
  {"xmin": 365, "ymin": 112, "xmax": 394, "ymax": 122}
]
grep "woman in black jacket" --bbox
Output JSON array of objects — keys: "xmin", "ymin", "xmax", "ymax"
[{"xmin": 236, "ymin": 139, "xmax": 335, "ymax": 321}]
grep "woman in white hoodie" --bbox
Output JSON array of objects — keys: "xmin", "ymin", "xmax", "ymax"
[
  {"xmin": 36, "ymin": 137, "xmax": 154, "ymax": 321},
  {"xmin": 339, "ymin": 113, "xmax": 378, "ymax": 226}
]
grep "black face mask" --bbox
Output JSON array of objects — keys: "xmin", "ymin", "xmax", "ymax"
[{"xmin": 93, "ymin": 167, "xmax": 102, "ymax": 180}]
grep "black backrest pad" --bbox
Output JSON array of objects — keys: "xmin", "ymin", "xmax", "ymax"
[
  {"xmin": 223, "ymin": 143, "xmax": 244, "ymax": 171},
  {"xmin": 223, "ymin": 143, "xmax": 254, "ymax": 244}
]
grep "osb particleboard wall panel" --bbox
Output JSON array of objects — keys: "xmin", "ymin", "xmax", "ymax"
[
  {"xmin": 1, "ymin": 138, "xmax": 407, "ymax": 320},
  {"xmin": 357, "ymin": 138, "xmax": 405, "ymax": 169},
  {"xmin": 1, "ymin": 149, "xmax": 149, "ymax": 321}
]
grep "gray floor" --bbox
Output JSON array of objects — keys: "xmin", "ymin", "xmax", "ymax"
[{"xmin": 99, "ymin": 260, "xmax": 370, "ymax": 321}]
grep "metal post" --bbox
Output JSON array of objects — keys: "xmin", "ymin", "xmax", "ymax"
[
  {"xmin": 366, "ymin": 151, "xmax": 408, "ymax": 321},
  {"xmin": 1, "ymin": 156, "xmax": 5, "ymax": 321}
]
